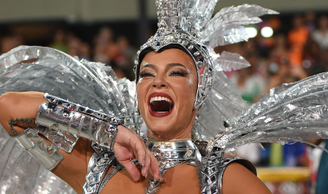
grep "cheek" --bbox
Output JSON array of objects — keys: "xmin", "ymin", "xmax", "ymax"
[
  {"xmin": 184, "ymin": 73, "xmax": 198, "ymax": 99},
  {"xmin": 136, "ymin": 80, "xmax": 152, "ymax": 113},
  {"xmin": 136, "ymin": 83, "xmax": 147, "ymax": 108},
  {"xmin": 173, "ymin": 78, "xmax": 197, "ymax": 104}
]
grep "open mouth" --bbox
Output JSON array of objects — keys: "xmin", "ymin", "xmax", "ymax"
[{"xmin": 148, "ymin": 93, "xmax": 174, "ymax": 117}]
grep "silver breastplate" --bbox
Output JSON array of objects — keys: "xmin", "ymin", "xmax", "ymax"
[{"xmin": 82, "ymin": 139, "xmax": 255, "ymax": 194}]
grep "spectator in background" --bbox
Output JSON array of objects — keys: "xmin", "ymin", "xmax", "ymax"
[
  {"xmin": 303, "ymin": 37, "xmax": 326, "ymax": 76},
  {"xmin": 104, "ymin": 36, "xmax": 135, "ymax": 80},
  {"xmin": 266, "ymin": 33, "xmax": 293, "ymax": 91},
  {"xmin": 312, "ymin": 15, "xmax": 328, "ymax": 52},
  {"xmin": 270, "ymin": 34, "xmax": 289, "ymax": 67},
  {"xmin": 305, "ymin": 11, "xmax": 317, "ymax": 33},
  {"xmin": 116, "ymin": 36, "xmax": 135, "ymax": 68},
  {"xmin": 288, "ymin": 15, "xmax": 309, "ymax": 67},
  {"xmin": 93, "ymin": 27, "xmax": 114, "ymax": 63},
  {"xmin": 56, "ymin": 32, "xmax": 90, "ymax": 61},
  {"xmin": 0, "ymin": 35, "xmax": 23, "ymax": 54},
  {"xmin": 115, "ymin": 35, "xmax": 136, "ymax": 80},
  {"xmin": 80, "ymin": 42, "xmax": 91, "ymax": 61},
  {"xmin": 230, "ymin": 52, "xmax": 266, "ymax": 104},
  {"xmin": 49, "ymin": 30, "xmax": 68, "ymax": 53},
  {"xmin": 67, "ymin": 35, "xmax": 81, "ymax": 57}
]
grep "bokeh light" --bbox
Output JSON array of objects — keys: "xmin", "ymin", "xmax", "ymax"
[
  {"xmin": 261, "ymin": 26, "xmax": 274, "ymax": 38},
  {"xmin": 245, "ymin": 27, "xmax": 258, "ymax": 38}
]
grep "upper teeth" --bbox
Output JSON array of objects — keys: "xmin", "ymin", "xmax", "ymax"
[{"xmin": 150, "ymin": 96, "xmax": 172, "ymax": 103}]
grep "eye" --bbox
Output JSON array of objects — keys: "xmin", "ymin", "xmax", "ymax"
[
  {"xmin": 169, "ymin": 70, "xmax": 189, "ymax": 77},
  {"xmin": 139, "ymin": 70, "xmax": 155, "ymax": 78}
]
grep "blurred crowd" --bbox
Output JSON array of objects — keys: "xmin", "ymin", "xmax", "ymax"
[
  {"xmin": 222, "ymin": 13, "xmax": 328, "ymax": 106},
  {"xmin": 1, "ymin": 12, "xmax": 328, "ymax": 169},
  {"xmin": 0, "ymin": 26, "xmax": 136, "ymax": 81},
  {"xmin": 218, "ymin": 13, "xmax": 328, "ymax": 172},
  {"xmin": 221, "ymin": 12, "xmax": 328, "ymax": 168}
]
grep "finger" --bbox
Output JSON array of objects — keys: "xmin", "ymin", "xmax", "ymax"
[
  {"xmin": 130, "ymin": 139, "xmax": 147, "ymax": 168},
  {"xmin": 133, "ymin": 145, "xmax": 145, "ymax": 170},
  {"xmin": 148, "ymin": 151, "xmax": 163, "ymax": 182},
  {"xmin": 120, "ymin": 159, "xmax": 141, "ymax": 182},
  {"xmin": 141, "ymin": 149, "xmax": 151, "ymax": 177}
]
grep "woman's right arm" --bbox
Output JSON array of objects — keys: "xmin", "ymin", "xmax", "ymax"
[
  {"xmin": 0, "ymin": 91, "xmax": 47, "ymax": 135},
  {"xmin": 0, "ymin": 92, "xmax": 162, "ymax": 193},
  {"xmin": 0, "ymin": 92, "xmax": 93, "ymax": 193}
]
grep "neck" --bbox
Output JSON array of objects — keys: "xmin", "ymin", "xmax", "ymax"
[
  {"xmin": 146, "ymin": 118, "xmax": 195, "ymax": 141},
  {"xmin": 146, "ymin": 127, "xmax": 192, "ymax": 140}
]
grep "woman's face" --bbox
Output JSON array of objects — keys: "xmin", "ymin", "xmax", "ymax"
[{"xmin": 137, "ymin": 48, "xmax": 198, "ymax": 140}]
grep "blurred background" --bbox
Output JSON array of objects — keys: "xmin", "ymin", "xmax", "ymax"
[{"xmin": 1, "ymin": 0, "xmax": 328, "ymax": 193}]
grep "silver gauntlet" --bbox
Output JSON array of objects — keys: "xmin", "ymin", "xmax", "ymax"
[
  {"xmin": 15, "ymin": 127, "xmax": 64, "ymax": 170},
  {"xmin": 35, "ymin": 93, "xmax": 122, "ymax": 151}
]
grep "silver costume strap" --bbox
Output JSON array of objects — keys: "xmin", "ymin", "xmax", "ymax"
[
  {"xmin": 83, "ymin": 150, "xmax": 116, "ymax": 194},
  {"xmin": 198, "ymin": 152, "xmax": 223, "ymax": 194},
  {"xmin": 146, "ymin": 139, "xmax": 197, "ymax": 193},
  {"xmin": 15, "ymin": 128, "xmax": 63, "ymax": 170},
  {"xmin": 36, "ymin": 94, "xmax": 123, "ymax": 150}
]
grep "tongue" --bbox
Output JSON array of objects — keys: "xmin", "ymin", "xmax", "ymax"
[{"xmin": 150, "ymin": 101, "xmax": 173, "ymax": 112}]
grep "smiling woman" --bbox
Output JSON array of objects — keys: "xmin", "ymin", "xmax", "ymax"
[
  {"xmin": 0, "ymin": 0, "xmax": 278, "ymax": 193},
  {"xmin": 2, "ymin": 1, "xmax": 328, "ymax": 194},
  {"xmin": 137, "ymin": 49, "xmax": 198, "ymax": 140}
]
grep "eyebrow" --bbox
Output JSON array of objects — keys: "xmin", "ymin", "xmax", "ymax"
[
  {"xmin": 140, "ymin": 63, "xmax": 187, "ymax": 70},
  {"xmin": 167, "ymin": 63, "xmax": 188, "ymax": 69},
  {"xmin": 140, "ymin": 63, "xmax": 157, "ymax": 70}
]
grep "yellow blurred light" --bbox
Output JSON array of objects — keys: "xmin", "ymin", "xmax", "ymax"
[
  {"xmin": 245, "ymin": 27, "xmax": 258, "ymax": 38},
  {"xmin": 261, "ymin": 27, "xmax": 274, "ymax": 38}
]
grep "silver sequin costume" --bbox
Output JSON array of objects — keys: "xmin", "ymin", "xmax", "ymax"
[{"xmin": 2, "ymin": 1, "xmax": 328, "ymax": 194}]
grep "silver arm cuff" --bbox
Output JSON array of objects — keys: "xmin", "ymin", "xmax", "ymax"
[
  {"xmin": 15, "ymin": 128, "xmax": 63, "ymax": 170},
  {"xmin": 35, "ymin": 94, "xmax": 122, "ymax": 151}
]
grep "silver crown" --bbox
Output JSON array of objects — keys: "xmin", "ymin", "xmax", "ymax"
[
  {"xmin": 134, "ymin": 0, "xmax": 278, "ymax": 139},
  {"xmin": 135, "ymin": 0, "xmax": 217, "ymax": 108}
]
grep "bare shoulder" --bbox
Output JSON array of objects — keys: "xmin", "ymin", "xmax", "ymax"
[{"xmin": 222, "ymin": 162, "xmax": 272, "ymax": 194}]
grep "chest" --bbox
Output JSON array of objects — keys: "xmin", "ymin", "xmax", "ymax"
[{"xmin": 101, "ymin": 164, "xmax": 201, "ymax": 194}]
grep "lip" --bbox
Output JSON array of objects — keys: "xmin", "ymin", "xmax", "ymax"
[{"xmin": 148, "ymin": 92, "xmax": 174, "ymax": 117}]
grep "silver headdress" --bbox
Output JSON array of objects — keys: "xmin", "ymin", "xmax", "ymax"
[{"xmin": 135, "ymin": 0, "xmax": 278, "ymax": 138}]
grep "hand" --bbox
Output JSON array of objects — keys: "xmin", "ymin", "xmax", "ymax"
[{"xmin": 114, "ymin": 125, "xmax": 163, "ymax": 182}]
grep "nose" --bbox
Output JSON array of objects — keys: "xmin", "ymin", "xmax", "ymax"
[{"xmin": 152, "ymin": 75, "xmax": 167, "ymax": 89}]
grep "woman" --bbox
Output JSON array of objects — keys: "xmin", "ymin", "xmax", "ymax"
[
  {"xmin": 0, "ymin": 46, "xmax": 271, "ymax": 194},
  {"xmin": 1, "ymin": 1, "xmax": 328, "ymax": 194}
]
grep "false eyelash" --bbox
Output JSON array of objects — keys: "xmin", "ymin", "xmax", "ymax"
[
  {"xmin": 139, "ymin": 71, "xmax": 155, "ymax": 77},
  {"xmin": 170, "ymin": 70, "xmax": 189, "ymax": 77}
]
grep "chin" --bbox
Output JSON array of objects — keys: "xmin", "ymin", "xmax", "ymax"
[{"xmin": 146, "ymin": 119, "xmax": 175, "ymax": 138}]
